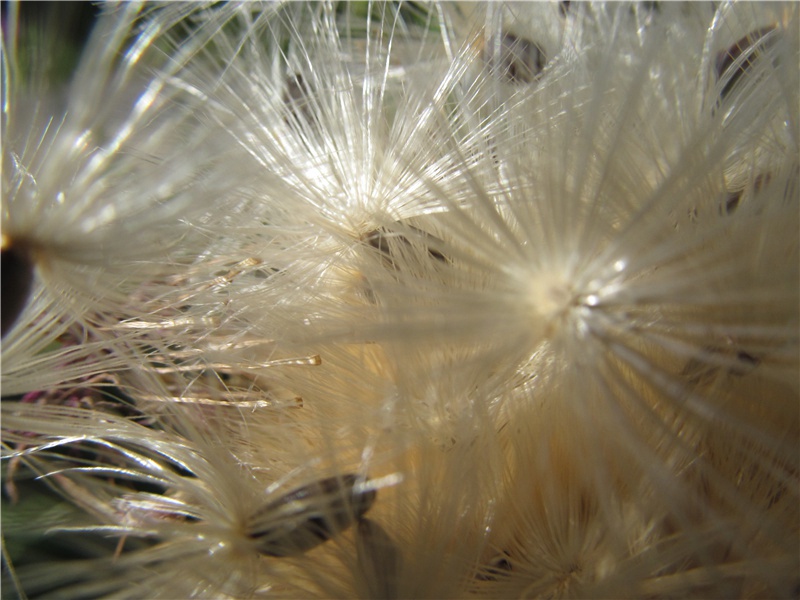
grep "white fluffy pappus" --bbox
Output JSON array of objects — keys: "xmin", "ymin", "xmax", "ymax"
[
  {"xmin": 1, "ymin": 1, "xmax": 798, "ymax": 598},
  {"xmin": 371, "ymin": 2, "xmax": 799, "ymax": 595},
  {"xmin": 1, "ymin": 3, "xmax": 249, "ymax": 395},
  {"xmin": 1, "ymin": 363, "xmax": 501, "ymax": 599},
  {"xmin": 164, "ymin": 1, "xmax": 510, "ymax": 349}
]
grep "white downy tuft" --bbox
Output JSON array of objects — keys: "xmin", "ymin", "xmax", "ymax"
[{"xmin": 2, "ymin": 2, "xmax": 797, "ymax": 598}]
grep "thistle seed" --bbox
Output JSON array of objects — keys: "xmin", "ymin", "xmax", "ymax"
[
  {"xmin": 356, "ymin": 518, "xmax": 402, "ymax": 599},
  {"xmin": 249, "ymin": 474, "xmax": 376, "ymax": 557},
  {"xmin": 485, "ymin": 32, "xmax": 546, "ymax": 84},
  {"xmin": 1, "ymin": 241, "xmax": 34, "ymax": 337},
  {"xmin": 364, "ymin": 226, "xmax": 447, "ymax": 268},
  {"xmin": 715, "ymin": 26, "xmax": 778, "ymax": 103}
]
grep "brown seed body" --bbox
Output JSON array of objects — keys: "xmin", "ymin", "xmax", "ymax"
[
  {"xmin": 485, "ymin": 33, "xmax": 546, "ymax": 84},
  {"xmin": 1, "ymin": 244, "xmax": 34, "ymax": 337},
  {"xmin": 249, "ymin": 474, "xmax": 376, "ymax": 557},
  {"xmin": 715, "ymin": 26, "xmax": 779, "ymax": 102},
  {"xmin": 356, "ymin": 519, "xmax": 402, "ymax": 599}
]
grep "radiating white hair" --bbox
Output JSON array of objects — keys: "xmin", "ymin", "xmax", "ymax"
[{"xmin": 2, "ymin": 2, "xmax": 797, "ymax": 598}]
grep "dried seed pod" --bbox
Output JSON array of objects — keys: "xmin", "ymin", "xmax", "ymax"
[
  {"xmin": 715, "ymin": 26, "xmax": 779, "ymax": 103},
  {"xmin": 485, "ymin": 32, "xmax": 546, "ymax": 84},
  {"xmin": 248, "ymin": 474, "xmax": 376, "ymax": 557},
  {"xmin": 1, "ymin": 239, "xmax": 34, "ymax": 337},
  {"xmin": 356, "ymin": 519, "xmax": 402, "ymax": 599}
]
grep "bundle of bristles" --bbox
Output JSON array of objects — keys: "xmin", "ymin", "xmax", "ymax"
[{"xmin": 1, "ymin": 2, "xmax": 798, "ymax": 598}]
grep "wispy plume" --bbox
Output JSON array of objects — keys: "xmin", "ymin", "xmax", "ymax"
[{"xmin": 2, "ymin": 2, "xmax": 798, "ymax": 598}]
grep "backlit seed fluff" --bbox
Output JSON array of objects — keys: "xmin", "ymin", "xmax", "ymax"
[
  {"xmin": 1, "ymin": 3, "xmax": 246, "ymax": 393},
  {"xmin": 1, "ymin": 2, "xmax": 798, "ymax": 599}
]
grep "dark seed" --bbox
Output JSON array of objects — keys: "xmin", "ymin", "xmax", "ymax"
[
  {"xmin": 722, "ymin": 174, "xmax": 772, "ymax": 215},
  {"xmin": 486, "ymin": 32, "xmax": 546, "ymax": 84},
  {"xmin": 284, "ymin": 73, "xmax": 317, "ymax": 129},
  {"xmin": 476, "ymin": 553, "xmax": 513, "ymax": 581},
  {"xmin": 681, "ymin": 345, "xmax": 760, "ymax": 385},
  {"xmin": 638, "ymin": 1, "xmax": 660, "ymax": 14},
  {"xmin": 364, "ymin": 226, "xmax": 447, "ymax": 268},
  {"xmin": 723, "ymin": 190, "xmax": 743, "ymax": 215},
  {"xmin": 715, "ymin": 26, "xmax": 778, "ymax": 103},
  {"xmin": 730, "ymin": 350, "xmax": 760, "ymax": 376},
  {"xmin": 249, "ymin": 474, "xmax": 376, "ymax": 557},
  {"xmin": 356, "ymin": 519, "xmax": 402, "ymax": 599},
  {"xmin": 735, "ymin": 350, "xmax": 759, "ymax": 367},
  {"xmin": 365, "ymin": 228, "xmax": 392, "ymax": 257},
  {"xmin": 2, "ymin": 243, "xmax": 34, "ymax": 337}
]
